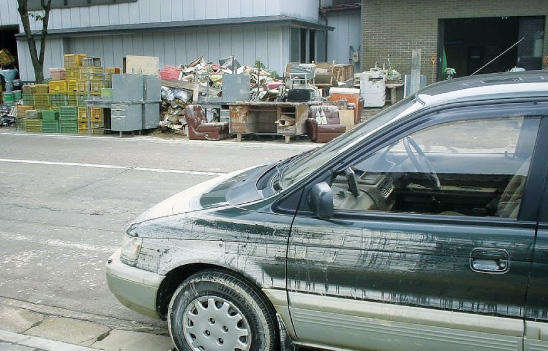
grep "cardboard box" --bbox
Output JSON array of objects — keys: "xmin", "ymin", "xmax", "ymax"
[{"xmin": 339, "ymin": 110, "xmax": 355, "ymax": 131}]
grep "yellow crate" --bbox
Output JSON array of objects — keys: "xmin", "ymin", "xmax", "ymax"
[
  {"xmin": 90, "ymin": 108, "xmax": 103, "ymax": 121},
  {"xmin": 78, "ymin": 107, "xmax": 87, "ymax": 121},
  {"xmin": 76, "ymin": 80, "xmax": 88, "ymax": 93},
  {"xmin": 33, "ymin": 84, "xmax": 49, "ymax": 94},
  {"xmin": 64, "ymin": 54, "xmax": 87, "ymax": 68},
  {"xmin": 66, "ymin": 80, "xmax": 78, "ymax": 94},
  {"xmin": 66, "ymin": 67, "xmax": 80, "ymax": 80},
  {"xmin": 90, "ymin": 80, "xmax": 103, "ymax": 95},
  {"xmin": 48, "ymin": 80, "xmax": 67, "ymax": 93},
  {"xmin": 17, "ymin": 105, "xmax": 34, "ymax": 118},
  {"xmin": 78, "ymin": 66, "xmax": 104, "ymax": 80}
]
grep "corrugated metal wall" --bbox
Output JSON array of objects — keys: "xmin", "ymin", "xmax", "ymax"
[
  {"xmin": 22, "ymin": 0, "xmax": 319, "ymax": 31},
  {"xmin": 17, "ymin": 25, "xmax": 290, "ymax": 80},
  {"xmin": 326, "ymin": 11, "xmax": 361, "ymax": 69}
]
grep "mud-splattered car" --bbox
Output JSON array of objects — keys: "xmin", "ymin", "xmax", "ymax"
[{"xmin": 107, "ymin": 71, "xmax": 548, "ymax": 351}]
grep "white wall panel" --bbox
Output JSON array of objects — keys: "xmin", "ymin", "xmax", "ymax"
[
  {"xmin": 181, "ymin": 0, "xmax": 195, "ymax": 21},
  {"xmin": 0, "ymin": 0, "xmax": 19, "ymax": 26},
  {"xmin": 118, "ymin": 3, "xmax": 131, "ymax": 25},
  {"xmin": 160, "ymin": 1, "xmax": 172, "ymax": 22},
  {"xmin": 240, "ymin": 0, "xmax": 253, "ymax": 18},
  {"xmin": 326, "ymin": 11, "xmax": 361, "ymax": 65},
  {"xmin": 228, "ymin": 0, "xmax": 241, "ymax": 18}
]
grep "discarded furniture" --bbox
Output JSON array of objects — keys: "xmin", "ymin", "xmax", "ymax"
[
  {"xmin": 360, "ymin": 71, "xmax": 386, "ymax": 107},
  {"xmin": 184, "ymin": 105, "xmax": 229, "ymax": 141},
  {"xmin": 307, "ymin": 105, "xmax": 346, "ymax": 143},
  {"xmin": 229, "ymin": 101, "xmax": 319, "ymax": 143},
  {"xmin": 328, "ymin": 87, "xmax": 364, "ymax": 125}
]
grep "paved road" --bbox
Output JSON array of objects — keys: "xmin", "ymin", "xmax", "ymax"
[{"xmin": 0, "ymin": 130, "xmax": 316, "ymax": 338}]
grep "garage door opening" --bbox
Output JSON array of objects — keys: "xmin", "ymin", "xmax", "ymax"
[
  {"xmin": 439, "ymin": 16, "xmax": 545, "ymax": 79},
  {"xmin": 0, "ymin": 26, "xmax": 19, "ymax": 71}
]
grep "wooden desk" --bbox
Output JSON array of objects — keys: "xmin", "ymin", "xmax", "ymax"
[{"xmin": 229, "ymin": 101, "xmax": 319, "ymax": 143}]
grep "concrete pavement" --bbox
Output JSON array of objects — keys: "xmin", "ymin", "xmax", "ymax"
[{"xmin": 0, "ymin": 298, "xmax": 174, "ymax": 351}]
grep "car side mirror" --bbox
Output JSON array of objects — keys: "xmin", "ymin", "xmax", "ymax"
[{"xmin": 309, "ymin": 182, "xmax": 334, "ymax": 219}]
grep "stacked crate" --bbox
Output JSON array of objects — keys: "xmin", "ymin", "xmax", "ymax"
[
  {"xmin": 78, "ymin": 107, "xmax": 104, "ymax": 134},
  {"xmin": 15, "ymin": 106, "xmax": 34, "ymax": 130},
  {"xmin": 24, "ymin": 110, "xmax": 42, "ymax": 133},
  {"xmin": 59, "ymin": 106, "xmax": 78, "ymax": 133},
  {"xmin": 41, "ymin": 110, "xmax": 60, "ymax": 133}
]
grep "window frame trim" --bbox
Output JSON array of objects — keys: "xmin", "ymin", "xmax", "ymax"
[{"xmin": 325, "ymin": 103, "xmax": 548, "ymax": 223}]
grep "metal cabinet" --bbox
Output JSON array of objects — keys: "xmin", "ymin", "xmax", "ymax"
[{"xmin": 111, "ymin": 104, "xmax": 143, "ymax": 133}]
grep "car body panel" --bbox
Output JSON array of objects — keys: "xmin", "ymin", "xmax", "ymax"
[{"xmin": 105, "ymin": 71, "xmax": 548, "ymax": 351}]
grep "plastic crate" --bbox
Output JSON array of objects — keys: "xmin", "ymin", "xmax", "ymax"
[
  {"xmin": 59, "ymin": 106, "xmax": 78, "ymax": 120},
  {"xmin": 78, "ymin": 66, "xmax": 104, "ymax": 80},
  {"xmin": 33, "ymin": 94, "xmax": 50, "ymax": 109},
  {"xmin": 65, "ymin": 67, "xmax": 80, "ymax": 80},
  {"xmin": 22, "ymin": 93, "xmax": 34, "ymax": 106},
  {"xmin": 78, "ymin": 107, "xmax": 87, "ymax": 121},
  {"xmin": 22, "ymin": 85, "xmax": 35, "ymax": 94},
  {"xmin": 66, "ymin": 80, "xmax": 78, "ymax": 94},
  {"xmin": 25, "ymin": 119, "xmax": 42, "ymax": 133},
  {"xmin": 25, "ymin": 110, "xmax": 42, "ymax": 120},
  {"xmin": 59, "ymin": 119, "xmax": 78, "ymax": 133},
  {"xmin": 17, "ymin": 105, "xmax": 34, "ymax": 118},
  {"xmin": 64, "ymin": 54, "xmax": 86, "ymax": 68},
  {"xmin": 90, "ymin": 108, "xmax": 103, "ymax": 121},
  {"xmin": 33, "ymin": 84, "xmax": 49, "ymax": 94},
  {"xmin": 90, "ymin": 80, "xmax": 103, "ymax": 95},
  {"xmin": 78, "ymin": 120, "xmax": 104, "ymax": 134},
  {"xmin": 49, "ymin": 80, "xmax": 67, "ymax": 93},
  {"xmin": 76, "ymin": 80, "xmax": 88, "ymax": 93},
  {"xmin": 49, "ymin": 94, "xmax": 68, "ymax": 108},
  {"xmin": 42, "ymin": 120, "xmax": 60, "ymax": 133},
  {"xmin": 159, "ymin": 66, "xmax": 181, "ymax": 80},
  {"xmin": 82, "ymin": 57, "xmax": 101, "ymax": 67},
  {"xmin": 49, "ymin": 68, "xmax": 66, "ymax": 81},
  {"xmin": 41, "ymin": 109, "xmax": 59, "ymax": 121},
  {"xmin": 15, "ymin": 118, "xmax": 25, "ymax": 130}
]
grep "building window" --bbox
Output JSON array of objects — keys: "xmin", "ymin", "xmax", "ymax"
[{"xmin": 27, "ymin": 0, "xmax": 137, "ymax": 11}]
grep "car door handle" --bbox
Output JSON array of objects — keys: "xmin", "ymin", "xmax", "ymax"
[{"xmin": 470, "ymin": 248, "xmax": 510, "ymax": 274}]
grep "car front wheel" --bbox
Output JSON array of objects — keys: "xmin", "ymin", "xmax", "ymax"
[{"xmin": 168, "ymin": 270, "xmax": 278, "ymax": 351}]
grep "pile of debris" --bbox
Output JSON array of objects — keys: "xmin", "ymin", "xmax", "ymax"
[{"xmin": 158, "ymin": 56, "xmax": 279, "ymax": 134}]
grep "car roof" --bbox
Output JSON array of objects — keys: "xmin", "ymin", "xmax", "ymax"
[{"xmin": 416, "ymin": 70, "xmax": 548, "ymax": 107}]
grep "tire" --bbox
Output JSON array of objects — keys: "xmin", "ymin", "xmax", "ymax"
[{"xmin": 168, "ymin": 270, "xmax": 279, "ymax": 351}]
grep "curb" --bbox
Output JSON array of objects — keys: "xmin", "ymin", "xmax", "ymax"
[{"xmin": 0, "ymin": 330, "xmax": 96, "ymax": 351}]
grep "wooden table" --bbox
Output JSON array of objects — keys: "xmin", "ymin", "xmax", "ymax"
[{"xmin": 229, "ymin": 101, "xmax": 319, "ymax": 143}]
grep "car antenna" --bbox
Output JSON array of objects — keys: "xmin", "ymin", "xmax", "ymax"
[{"xmin": 470, "ymin": 36, "xmax": 525, "ymax": 76}]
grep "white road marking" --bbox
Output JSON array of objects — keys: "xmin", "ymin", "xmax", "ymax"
[{"xmin": 0, "ymin": 158, "xmax": 225, "ymax": 176}]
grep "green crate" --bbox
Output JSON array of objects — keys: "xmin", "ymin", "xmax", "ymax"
[
  {"xmin": 49, "ymin": 93, "xmax": 68, "ymax": 108},
  {"xmin": 59, "ymin": 106, "xmax": 78, "ymax": 120},
  {"xmin": 59, "ymin": 119, "xmax": 77, "ymax": 133},
  {"xmin": 22, "ymin": 93, "xmax": 34, "ymax": 106},
  {"xmin": 25, "ymin": 119, "xmax": 42, "ymax": 133},
  {"xmin": 41, "ymin": 109, "xmax": 59, "ymax": 121},
  {"xmin": 41, "ymin": 120, "xmax": 59, "ymax": 133}
]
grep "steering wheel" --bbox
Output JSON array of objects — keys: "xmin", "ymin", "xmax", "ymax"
[{"xmin": 403, "ymin": 136, "xmax": 441, "ymax": 189}]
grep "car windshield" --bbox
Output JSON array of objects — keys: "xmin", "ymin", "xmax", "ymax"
[{"xmin": 279, "ymin": 94, "xmax": 423, "ymax": 189}]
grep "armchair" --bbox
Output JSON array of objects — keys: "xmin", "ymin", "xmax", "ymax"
[
  {"xmin": 184, "ymin": 105, "xmax": 229, "ymax": 141},
  {"xmin": 307, "ymin": 106, "xmax": 346, "ymax": 143}
]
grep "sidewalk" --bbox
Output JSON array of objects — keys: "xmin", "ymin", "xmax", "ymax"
[{"xmin": 0, "ymin": 298, "xmax": 174, "ymax": 351}]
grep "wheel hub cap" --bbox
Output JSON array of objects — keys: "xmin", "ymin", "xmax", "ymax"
[{"xmin": 183, "ymin": 296, "xmax": 250, "ymax": 351}]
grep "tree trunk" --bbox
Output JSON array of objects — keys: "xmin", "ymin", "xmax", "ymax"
[{"xmin": 16, "ymin": 0, "xmax": 51, "ymax": 83}]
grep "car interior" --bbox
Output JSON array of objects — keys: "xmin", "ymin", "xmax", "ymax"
[{"xmin": 331, "ymin": 117, "xmax": 538, "ymax": 219}]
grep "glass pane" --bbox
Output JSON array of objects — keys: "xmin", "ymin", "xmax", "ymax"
[{"xmin": 333, "ymin": 116, "xmax": 540, "ymax": 219}]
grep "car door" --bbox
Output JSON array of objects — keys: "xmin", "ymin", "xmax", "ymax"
[
  {"xmin": 286, "ymin": 105, "xmax": 546, "ymax": 351},
  {"xmin": 524, "ymin": 137, "xmax": 548, "ymax": 350}
]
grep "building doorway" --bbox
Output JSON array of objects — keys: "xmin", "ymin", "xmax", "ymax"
[
  {"xmin": 0, "ymin": 26, "xmax": 19, "ymax": 69},
  {"xmin": 439, "ymin": 16, "xmax": 545, "ymax": 80}
]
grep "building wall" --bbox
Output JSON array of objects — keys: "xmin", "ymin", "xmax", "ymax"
[
  {"xmin": 326, "ymin": 10, "xmax": 361, "ymax": 69},
  {"xmin": 20, "ymin": 0, "xmax": 318, "ymax": 31},
  {"xmin": 0, "ymin": 1, "xmax": 18, "ymax": 26},
  {"xmin": 362, "ymin": 0, "xmax": 548, "ymax": 83},
  {"xmin": 17, "ymin": 25, "xmax": 290, "ymax": 81}
]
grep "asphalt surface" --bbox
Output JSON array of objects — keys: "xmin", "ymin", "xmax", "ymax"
[{"xmin": 0, "ymin": 129, "xmax": 317, "ymax": 350}]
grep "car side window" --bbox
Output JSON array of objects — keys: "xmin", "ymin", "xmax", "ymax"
[{"xmin": 332, "ymin": 116, "xmax": 540, "ymax": 218}]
